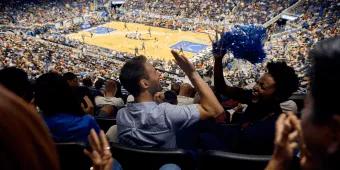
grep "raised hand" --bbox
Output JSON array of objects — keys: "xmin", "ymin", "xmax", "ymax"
[
  {"xmin": 209, "ymin": 27, "xmax": 226, "ymax": 59},
  {"xmin": 274, "ymin": 113, "xmax": 299, "ymax": 160},
  {"xmin": 266, "ymin": 112, "xmax": 301, "ymax": 170},
  {"xmin": 84, "ymin": 129, "xmax": 113, "ymax": 170},
  {"xmin": 171, "ymin": 50, "xmax": 196, "ymax": 76}
]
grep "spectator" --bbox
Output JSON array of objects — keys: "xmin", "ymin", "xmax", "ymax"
[
  {"xmin": 34, "ymin": 72, "xmax": 100, "ymax": 144},
  {"xmin": 211, "ymin": 40, "xmax": 299, "ymax": 154},
  {"xmin": 0, "ymin": 67, "xmax": 33, "ymax": 102},
  {"xmin": 63, "ymin": 72, "xmax": 94, "ymax": 114},
  {"xmin": 177, "ymin": 83, "xmax": 195, "ymax": 105},
  {"xmin": 117, "ymin": 52, "xmax": 223, "ymax": 148},
  {"xmin": 266, "ymin": 37, "xmax": 340, "ymax": 170},
  {"xmin": 0, "ymin": 82, "xmax": 115, "ymax": 170},
  {"xmin": 164, "ymin": 90, "xmax": 178, "ymax": 105},
  {"xmin": 95, "ymin": 79, "xmax": 124, "ymax": 117},
  {"xmin": 0, "ymin": 85, "xmax": 59, "ymax": 170},
  {"xmin": 171, "ymin": 82, "xmax": 180, "ymax": 95}
]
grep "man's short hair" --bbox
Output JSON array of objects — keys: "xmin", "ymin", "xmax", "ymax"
[
  {"xmin": 119, "ymin": 56, "xmax": 148, "ymax": 97},
  {"xmin": 266, "ymin": 62, "xmax": 299, "ymax": 102},
  {"xmin": 309, "ymin": 36, "xmax": 340, "ymax": 123}
]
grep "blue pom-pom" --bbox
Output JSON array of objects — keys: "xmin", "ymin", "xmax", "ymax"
[{"xmin": 217, "ymin": 24, "xmax": 267, "ymax": 64}]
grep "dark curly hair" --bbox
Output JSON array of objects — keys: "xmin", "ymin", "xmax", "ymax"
[{"xmin": 266, "ymin": 62, "xmax": 299, "ymax": 102}]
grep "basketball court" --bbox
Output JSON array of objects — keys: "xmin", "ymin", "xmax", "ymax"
[{"xmin": 67, "ymin": 21, "xmax": 211, "ymax": 60}]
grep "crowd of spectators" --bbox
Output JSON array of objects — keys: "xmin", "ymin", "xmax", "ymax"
[
  {"xmin": 0, "ymin": 0, "xmax": 338, "ymax": 95},
  {"xmin": 0, "ymin": 0, "xmax": 340, "ymax": 170},
  {"xmin": 0, "ymin": 0, "xmax": 82, "ymax": 27}
]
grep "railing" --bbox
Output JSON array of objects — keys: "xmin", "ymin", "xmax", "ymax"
[{"xmin": 263, "ymin": 0, "xmax": 305, "ymax": 28}]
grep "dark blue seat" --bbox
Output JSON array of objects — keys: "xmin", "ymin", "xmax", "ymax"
[
  {"xmin": 198, "ymin": 150, "xmax": 272, "ymax": 170},
  {"xmin": 110, "ymin": 142, "xmax": 195, "ymax": 170}
]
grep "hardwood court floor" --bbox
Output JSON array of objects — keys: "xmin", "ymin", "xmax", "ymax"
[{"xmin": 67, "ymin": 21, "xmax": 210, "ymax": 60}]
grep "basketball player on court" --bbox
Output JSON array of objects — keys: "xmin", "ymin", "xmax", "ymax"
[
  {"xmin": 134, "ymin": 47, "xmax": 139, "ymax": 56},
  {"xmin": 148, "ymin": 27, "xmax": 152, "ymax": 37},
  {"xmin": 142, "ymin": 42, "xmax": 146, "ymax": 52},
  {"xmin": 81, "ymin": 34, "xmax": 85, "ymax": 43},
  {"xmin": 124, "ymin": 22, "xmax": 128, "ymax": 30}
]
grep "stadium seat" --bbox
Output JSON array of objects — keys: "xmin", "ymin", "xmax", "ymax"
[
  {"xmin": 95, "ymin": 117, "xmax": 116, "ymax": 132},
  {"xmin": 55, "ymin": 142, "xmax": 92, "ymax": 170},
  {"xmin": 198, "ymin": 150, "xmax": 272, "ymax": 170},
  {"xmin": 110, "ymin": 142, "xmax": 195, "ymax": 170}
]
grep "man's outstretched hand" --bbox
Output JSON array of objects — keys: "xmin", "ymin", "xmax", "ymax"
[{"xmin": 171, "ymin": 50, "xmax": 196, "ymax": 77}]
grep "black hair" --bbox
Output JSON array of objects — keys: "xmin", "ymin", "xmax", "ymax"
[
  {"xmin": 62, "ymin": 72, "xmax": 77, "ymax": 81},
  {"xmin": 309, "ymin": 36, "xmax": 340, "ymax": 123},
  {"xmin": 119, "ymin": 56, "xmax": 148, "ymax": 97},
  {"xmin": 164, "ymin": 90, "xmax": 178, "ymax": 105},
  {"xmin": 266, "ymin": 62, "xmax": 299, "ymax": 102},
  {"xmin": 82, "ymin": 77, "xmax": 93, "ymax": 87},
  {"xmin": 94, "ymin": 78, "xmax": 105, "ymax": 90},
  {"xmin": 34, "ymin": 72, "xmax": 83, "ymax": 116},
  {"xmin": 171, "ymin": 82, "xmax": 180, "ymax": 95},
  {"xmin": 0, "ymin": 67, "xmax": 33, "ymax": 102}
]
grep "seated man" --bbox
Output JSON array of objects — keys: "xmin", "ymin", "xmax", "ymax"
[
  {"xmin": 177, "ymin": 83, "xmax": 195, "ymax": 105},
  {"xmin": 211, "ymin": 42, "xmax": 299, "ymax": 154},
  {"xmin": 117, "ymin": 51, "xmax": 224, "ymax": 149},
  {"xmin": 95, "ymin": 79, "xmax": 124, "ymax": 117}
]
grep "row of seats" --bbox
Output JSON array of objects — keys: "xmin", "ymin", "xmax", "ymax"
[{"xmin": 56, "ymin": 142, "xmax": 272, "ymax": 170}]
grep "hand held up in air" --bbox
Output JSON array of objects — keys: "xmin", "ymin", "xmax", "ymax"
[
  {"xmin": 171, "ymin": 50, "xmax": 196, "ymax": 77},
  {"xmin": 209, "ymin": 27, "xmax": 226, "ymax": 59},
  {"xmin": 84, "ymin": 129, "xmax": 113, "ymax": 170}
]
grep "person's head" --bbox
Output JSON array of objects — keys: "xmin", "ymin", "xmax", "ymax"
[
  {"xmin": 63, "ymin": 72, "xmax": 79, "ymax": 88},
  {"xmin": 171, "ymin": 82, "xmax": 180, "ymax": 95},
  {"xmin": 94, "ymin": 78, "xmax": 105, "ymax": 90},
  {"xmin": 0, "ymin": 85, "xmax": 59, "ymax": 170},
  {"xmin": 164, "ymin": 90, "xmax": 178, "ymax": 105},
  {"xmin": 82, "ymin": 77, "xmax": 93, "ymax": 87},
  {"xmin": 35, "ymin": 72, "xmax": 83, "ymax": 116},
  {"xmin": 252, "ymin": 62, "xmax": 299, "ymax": 103},
  {"xmin": 301, "ymin": 37, "xmax": 340, "ymax": 170},
  {"xmin": 0, "ymin": 67, "xmax": 33, "ymax": 102},
  {"xmin": 119, "ymin": 55, "xmax": 162, "ymax": 98},
  {"xmin": 179, "ymin": 83, "xmax": 195, "ymax": 97},
  {"xmin": 104, "ymin": 79, "xmax": 117, "ymax": 96}
]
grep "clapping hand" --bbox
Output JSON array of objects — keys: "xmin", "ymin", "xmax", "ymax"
[
  {"xmin": 171, "ymin": 50, "xmax": 196, "ymax": 77},
  {"xmin": 267, "ymin": 112, "xmax": 310, "ymax": 170}
]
